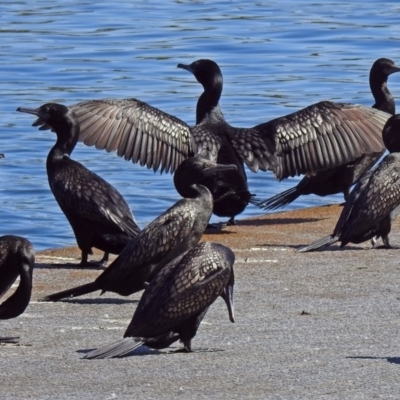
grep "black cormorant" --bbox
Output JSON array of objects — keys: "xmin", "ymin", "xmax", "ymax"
[
  {"xmin": 40, "ymin": 157, "xmax": 236, "ymax": 301},
  {"xmin": 17, "ymin": 103, "xmax": 140, "ymax": 267},
  {"xmin": 0, "ymin": 235, "xmax": 35, "ymax": 343},
  {"xmin": 68, "ymin": 59, "xmax": 389, "ymax": 222},
  {"xmin": 84, "ymin": 241, "xmax": 235, "ymax": 359},
  {"xmin": 258, "ymin": 58, "xmax": 400, "ymax": 210},
  {"xmin": 298, "ymin": 113, "xmax": 400, "ymax": 252}
]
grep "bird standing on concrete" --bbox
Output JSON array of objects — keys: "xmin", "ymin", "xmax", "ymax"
[
  {"xmin": 40, "ymin": 157, "xmax": 236, "ymax": 301},
  {"xmin": 298, "ymin": 113, "xmax": 400, "ymax": 252},
  {"xmin": 17, "ymin": 103, "xmax": 140, "ymax": 267},
  {"xmin": 84, "ymin": 241, "xmax": 235, "ymax": 359}
]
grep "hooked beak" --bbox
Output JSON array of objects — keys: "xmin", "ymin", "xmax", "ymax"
[
  {"xmin": 221, "ymin": 280, "xmax": 235, "ymax": 323},
  {"xmin": 388, "ymin": 66, "xmax": 400, "ymax": 75},
  {"xmin": 17, "ymin": 107, "xmax": 40, "ymax": 117},
  {"xmin": 177, "ymin": 63, "xmax": 194, "ymax": 74}
]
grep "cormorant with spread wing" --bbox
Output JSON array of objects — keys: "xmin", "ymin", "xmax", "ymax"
[
  {"xmin": 69, "ymin": 59, "xmax": 389, "ymax": 222},
  {"xmin": 259, "ymin": 58, "xmax": 400, "ymax": 210}
]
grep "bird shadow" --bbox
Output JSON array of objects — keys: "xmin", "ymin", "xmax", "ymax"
[
  {"xmin": 34, "ymin": 262, "xmax": 106, "ymax": 270},
  {"xmin": 236, "ymin": 217, "xmax": 322, "ymax": 227},
  {"xmin": 347, "ymin": 356, "xmax": 400, "ymax": 365},
  {"xmin": 40, "ymin": 298, "xmax": 138, "ymax": 305}
]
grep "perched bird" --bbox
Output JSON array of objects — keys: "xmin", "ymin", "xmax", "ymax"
[
  {"xmin": 40, "ymin": 158, "xmax": 236, "ymax": 302},
  {"xmin": 69, "ymin": 59, "xmax": 389, "ymax": 222},
  {"xmin": 84, "ymin": 241, "xmax": 235, "ymax": 359},
  {"xmin": 258, "ymin": 58, "xmax": 400, "ymax": 211},
  {"xmin": 17, "ymin": 103, "xmax": 140, "ymax": 267},
  {"xmin": 0, "ymin": 235, "xmax": 35, "ymax": 343},
  {"xmin": 298, "ymin": 114, "xmax": 400, "ymax": 252}
]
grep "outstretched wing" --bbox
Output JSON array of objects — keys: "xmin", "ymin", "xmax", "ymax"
[
  {"xmin": 254, "ymin": 101, "xmax": 389, "ymax": 180},
  {"xmin": 71, "ymin": 98, "xmax": 194, "ymax": 174}
]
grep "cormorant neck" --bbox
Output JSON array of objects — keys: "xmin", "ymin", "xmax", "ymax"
[
  {"xmin": 196, "ymin": 81, "xmax": 223, "ymax": 124},
  {"xmin": 370, "ymin": 72, "xmax": 395, "ymax": 115},
  {"xmin": 48, "ymin": 122, "xmax": 79, "ymax": 160},
  {"xmin": 0, "ymin": 264, "xmax": 32, "ymax": 320}
]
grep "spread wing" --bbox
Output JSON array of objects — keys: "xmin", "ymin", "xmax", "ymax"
[
  {"xmin": 71, "ymin": 98, "xmax": 194, "ymax": 174},
  {"xmin": 254, "ymin": 101, "xmax": 389, "ymax": 180}
]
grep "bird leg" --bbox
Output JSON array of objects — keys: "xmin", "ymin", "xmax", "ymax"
[
  {"xmin": 373, "ymin": 235, "xmax": 400, "ymax": 249},
  {"xmin": 78, "ymin": 251, "xmax": 109, "ymax": 268}
]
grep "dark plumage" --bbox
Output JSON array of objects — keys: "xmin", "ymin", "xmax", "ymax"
[
  {"xmin": 40, "ymin": 158, "xmax": 236, "ymax": 302},
  {"xmin": 17, "ymin": 103, "xmax": 140, "ymax": 267},
  {"xmin": 84, "ymin": 241, "xmax": 235, "ymax": 359},
  {"xmin": 0, "ymin": 235, "xmax": 35, "ymax": 343},
  {"xmin": 258, "ymin": 58, "xmax": 400, "ymax": 211},
  {"xmin": 68, "ymin": 59, "xmax": 389, "ymax": 222},
  {"xmin": 298, "ymin": 114, "xmax": 400, "ymax": 253}
]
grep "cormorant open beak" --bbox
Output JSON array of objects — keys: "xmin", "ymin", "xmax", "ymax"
[
  {"xmin": 221, "ymin": 279, "xmax": 235, "ymax": 323},
  {"xmin": 17, "ymin": 107, "xmax": 52, "ymax": 130}
]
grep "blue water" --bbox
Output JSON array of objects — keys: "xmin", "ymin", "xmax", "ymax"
[{"xmin": 1, "ymin": 1, "xmax": 399, "ymax": 250}]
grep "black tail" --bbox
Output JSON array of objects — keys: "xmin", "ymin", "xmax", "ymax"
[
  {"xmin": 297, "ymin": 235, "xmax": 338, "ymax": 253},
  {"xmin": 84, "ymin": 337, "xmax": 143, "ymax": 359},
  {"xmin": 257, "ymin": 186, "xmax": 300, "ymax": 211},
  {"xmin": 39, "ymin": 282, "xmax": 100, "ymax": 302}
]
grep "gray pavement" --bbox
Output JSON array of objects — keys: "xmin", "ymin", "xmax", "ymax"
[{"xmin": 1, "ymin": 205, "xmax": 400, "ymax": 399}]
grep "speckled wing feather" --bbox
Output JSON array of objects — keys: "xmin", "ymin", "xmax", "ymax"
[
  {"xmin": 123, "ymin": 242, "xmax": 234, "ymax": 338},
  {"xmin": 71, "ymin": 98, "xmax": 194, "ymax": 174},
  {"xmin": 50, "ymin": 160, "xmax": 139, "ymax": 237},
  {"xmin": 224, "ymin": 125, "xmax": 277, "ymax": 172},
  {"xmin": 334, "ymin": 153, "xmax": 400, "ymax": 239},
  {"xmin": 189, "ymin": 124, "xmax": 223, "ymax": 162},
  {"xmin": 96, "ymin": 198, "xmax": 211, "ymax": 296},
  {"xmin": 254, "ymin": 101, "xmax": 389, "ymax": 180}
]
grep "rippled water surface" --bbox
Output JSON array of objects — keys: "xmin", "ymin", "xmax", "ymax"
[{"xmin": 1, "ymin": 1, "xmax": 400, "ymax": 250}]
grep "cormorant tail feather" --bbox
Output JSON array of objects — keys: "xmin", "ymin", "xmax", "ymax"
[
  {"xmin": 39, "ymin": 282, "xmax": 100, "ymax": 302},
  {"xmin": 257, "ymin": 187, "xmax": 300, "ymax": 210},
  {"xmin": 297, "ymin": 235, "xmax": 338, "ymax": 253},
  {"xmin": 84, "ymin": 337, "xmax": 143, "ymax": 359}
]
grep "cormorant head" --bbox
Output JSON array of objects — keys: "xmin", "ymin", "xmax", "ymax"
[
  {"xmin": 370, "ymin": 58, "xmax": 400, "ymax": 80},
  {"xmin": 17, "ymin": 103, "xmax": 76, "ymax": 134},
  {"xmin": 173, "ymin": 156, "xmax": 237, "ymax": 198},
  {"xmin": 382, "ymin": 114, "xmax": 400, "ymax": 153},
  {"xmin": 178, "ymin": 59, "xmax": 223, "ymax": 91}
]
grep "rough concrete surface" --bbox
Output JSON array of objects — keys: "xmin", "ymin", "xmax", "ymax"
[{"xmin": 1, "ymin": 204, "xmax": 400, "ymax": 399}]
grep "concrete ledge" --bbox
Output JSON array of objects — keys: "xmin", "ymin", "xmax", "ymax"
[{"xmin": 2, "ymin": 204, "xmax": 400, "ymax": 399}]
